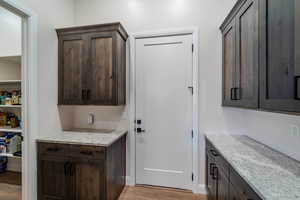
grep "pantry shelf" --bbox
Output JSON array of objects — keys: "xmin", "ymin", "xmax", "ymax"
[
  {"xmin": 0, "ymin": 105, "xmax": 21, "ymax": 108},
  {"xmin": 0, "ymin": 127, "xmax": 22, "ymax": 133},
  {"xmin": 0, "ymin": 153, "xmax": 21, "ymax": 159},
  {"xmin": 0, "ymin": 80, "xmax": 21, "ymax": 84}
]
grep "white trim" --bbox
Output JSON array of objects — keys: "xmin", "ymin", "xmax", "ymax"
[
  {"xmin": 195, "ymin": 184, "xmax": 208, "ymax": 195},
  {"xmin": 144, "ymin": 168, "xmax": 184, "ymax": 174},
  {"xmin": 129, "ymin": 27, "xmax": 199, "ymax": 193},
  {"xmin": 0, "ymin": 1, "xmax": 38, "ymax": 200}
]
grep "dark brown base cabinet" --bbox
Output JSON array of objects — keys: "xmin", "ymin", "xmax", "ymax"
[
  {"xmin": 206, "ymin": 138, "xmax": 262, "ymax": 200},
  {"xmin": 37, "ymin": 135, "xmax": 126, "ymax": 200},
  {"xmin": 221, "ymin": 0, "xmax": 300, "ymax": 114}
]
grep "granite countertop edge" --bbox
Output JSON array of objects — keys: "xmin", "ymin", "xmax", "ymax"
[
  {"xmin": 205, "ymin": 135, "xmax": 266, "ymax": 200},
  {"xmin": 204, "ymin": 134, "xmax": 300, "ymax": 200},
  {"xmin": 36, "ymin": 130, "xmax": 128, "ymax": 147}
]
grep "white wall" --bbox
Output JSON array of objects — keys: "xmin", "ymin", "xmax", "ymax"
[
  {"xmin": 0, "ymin": 58, "xmax": 21, "ymax": 80},
  {"xmin": 74, "ymin": 0, "xmax": 300, "ymax": 189},
  {"xmin": 0, "ymin": 6, "xmax": 21, "ymax": 57},
  {"xmin": 18, "ymin": 0, "xmax": 75, "ymax": 138}
]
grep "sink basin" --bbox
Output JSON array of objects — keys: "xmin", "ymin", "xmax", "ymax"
[{"xmin": 64, "ymin": 128, "xmax": 115, "ymax": 134}]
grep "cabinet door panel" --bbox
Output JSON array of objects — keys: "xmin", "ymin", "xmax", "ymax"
[
  {"xmin": 206, "ymin": 153, "xmax": 218, "ymax": 200},
  {"xmin": 235, "ymin": 0, "xmax": 259, "ymax": 108},
  {"xmin": 217, "ymin": 168, "xmax": 229, "ymax": 200},
  {"xmin": 59, "ymin": 35, "xmax": 86, "ymax": 105},
  {"xmin": 222, "ymin": 21, "xmax": 236, "ymax": 106},
  {"xmin": 87, "ymin": 33, "xmax": 115, "ymax": 105},
  {"xmin": 71, "ymin": 160, "xmax": 106, "ymax": 200},
  {"xmin": 229, "ymin": 183, "xmax": 244, "ymax": 200},
  {"xmin": 38, "ymin": 159, "xmax": 69, "ymax": 200},
  {"xmin": 260, "ymin": 0, "xmax": 300, "ymax": 112}
]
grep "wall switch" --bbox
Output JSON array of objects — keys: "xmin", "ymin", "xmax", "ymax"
[{"xmin": 88, "ymin": 113, "xmax": 95, "ymax": 125}]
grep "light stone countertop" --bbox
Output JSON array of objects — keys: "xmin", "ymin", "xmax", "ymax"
[
  {"xmin": 36, "ymin": 129, "xmax": 128, "ymax": 147},
  {"xmin": 205, "ymin": 134, "xmax": 300, "ymax": 200}
]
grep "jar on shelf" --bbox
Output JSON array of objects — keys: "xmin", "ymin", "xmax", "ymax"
[
  {"xmin": 5, "ymin": 97, "xmax": 12, "ymax": 105},
  {"xmin": 0, "ymin": 112, "xmax": 7, "ymax": 127},
  {"xmin": 11, "ymin": 90, "xmax": 20, "ymax": 105},
  {"xmin": 0, "ymin": 91, "xmax": 6, "ymax": 105}
]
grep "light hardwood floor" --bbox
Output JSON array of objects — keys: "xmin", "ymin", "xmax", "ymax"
[
  {"xmin": 119, "ymin": 186, "xmax": 207, "ymax": 200},
  {"xmin": 0, "ymin": 171, "xmax": 22, "ymax": 200}
]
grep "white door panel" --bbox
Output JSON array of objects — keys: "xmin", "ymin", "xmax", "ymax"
[{"xmin": 135, "ymin": 34, "xmax": 193, "ymax": 190}]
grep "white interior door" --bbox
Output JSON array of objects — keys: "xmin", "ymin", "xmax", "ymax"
[{"xmin": 135, "ymin": 34, "xmax": 193, "ymax": 190}]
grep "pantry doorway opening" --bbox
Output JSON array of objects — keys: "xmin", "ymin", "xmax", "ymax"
[{"xmin": 0, "ymin": 1, "xmax": 38, "ymax": 200}]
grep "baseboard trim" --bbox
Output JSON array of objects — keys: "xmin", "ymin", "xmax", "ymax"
[
  {"xmin": 193, "ymin": 184, "xmax": 207, "ymax": 195},
  {"xmin": 126, "ymin": 176, "xmax": 135, "ymax": 186}
]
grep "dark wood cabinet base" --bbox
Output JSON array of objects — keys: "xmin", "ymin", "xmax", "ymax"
[
  {"xmin": 37, "ymin": 134, "xmax": 127, "ymax": 200},
  {"xmin": 205, "ymin": 137, "xmax": 262, "ymax": 200}
]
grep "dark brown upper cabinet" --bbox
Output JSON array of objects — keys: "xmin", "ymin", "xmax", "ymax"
[
  {"xmin": 221, "ymin": 0, "xmax": 300, "ymax": 114},
  {"xmin": 57, "ymin": 23, "xmax": 128, "ymax": 105},
  {"xmin": 221, "ymin": 0, "xmax": 259, "ymax": 109},
  {"xmin": 259, "ymin": 0, "xmax": 300, "ymax": 113}
]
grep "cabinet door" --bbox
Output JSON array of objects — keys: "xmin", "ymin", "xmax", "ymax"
[
  {"xmin": 38, "ymin": 158, "xmax": 70, "ymax": 200},
  {"xmin": 216, "ymin": 167, "xmax": 229, "ymax": 200},
  {"xmin": 235, "ymin": 0, "xmax": 259, "ymax": 108},
  {"xmin": 71, "ymin": 159, "xmax": 106, "ymax": 200},
  {"xmin": 206, "ymin": 153, "xmax": 218, "ymax": 200},
  {"xmin": 58, "ymin": 35, "xmax": 87, "ymax": 105},
  {"xmin": 86, "ymin": 33, "xmax": 116, "ymax": 105},
  {"xmin": 260, "ymin": 0, "xmax": 300, "ymax": 112},
  {"xmin": 229, "ymin": 183, "xmax": 244, "ymax": 200},
  {"xmin": 222, "ymin": 20, "xmax": 237, "ymax": 106}
]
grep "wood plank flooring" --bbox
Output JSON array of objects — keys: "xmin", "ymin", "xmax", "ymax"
[
  {"xmin": 0, "ymin": 171, "xmax": 21, "ymax": 185},
  {"xmin": 0, "ymin": 171, "xmax": 22, "ymax": 200},
  {"xmin": 0, "ymin": 172, "xmax": 207, "ymax": 200},
  {"xmin": 0, "ymin": 183, "xmax": 21, "ymax": 200},
  {"xmin": 119, "ymin": 186, "xmax": 207, "ymax": 200}
]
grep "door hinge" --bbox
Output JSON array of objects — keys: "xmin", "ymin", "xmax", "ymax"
[
  {"xmin": 188, "ymin": 86, "xmax": 194, "ymax": 95},
  {"xmin": 192, "ymin": 173, "xmax": 194, "ymax": 181},
  {"xmin": 192, "ymin": 44, "xmax": 194, "ymax": 52}
]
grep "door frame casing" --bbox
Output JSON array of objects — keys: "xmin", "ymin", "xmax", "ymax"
[
  {"xmin": 0, "ymin": 1, "xmax": 38, "ymax": 200},
  {"xmin": 129, "ymin": 27, "xmax": 200, "ymax": 193}
]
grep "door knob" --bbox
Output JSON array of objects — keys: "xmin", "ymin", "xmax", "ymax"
[{"xmin": 136, "ymin": 128, "xmax": 146, "ymax": 133}]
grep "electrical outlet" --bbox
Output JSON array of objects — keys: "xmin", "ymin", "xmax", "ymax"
[
  {"xmin": 88, "ymin": 113, "xmax": 95, "ymax": 125},
  {"xmin": 290, "ymin": 125, "xmax": 300, "ymax": 138}
]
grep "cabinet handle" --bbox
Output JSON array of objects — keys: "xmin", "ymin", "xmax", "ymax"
[
  {"xmin": 295, "ymin": 76, "xmax": 300, "ymax": 100},
  {"xmin": 87, "ymin": 89, "xmax": 91, "ymax": 100},
  {"xmin": 80, "ymin": 150, "xmax": 93, "ymax": 156},
  {"xmin": 46, "ymin": 147, "xmax": 59, "ymax": 152},
  {"xmin": 82, "ymin": 89, "xmax": 86, "ymax": 100},
  {"xmin": 64, "ymin": 162, "xmax": 70, "ymax": 176},
  {"xmin": 231, "ymin": 88, "xmax": 235, "ymax": 100},
  {"xmin": 209, "ymin": 163, "xmax": 215, "ymax": 176},
  {"xmin": 70, "ymin": 163, "xmax": 75, "ymax": 176},
  {"xmin": 212, "ymin": 166, "xmax": 218, "ymax": 180},
  {"xmin": 234, "ymin": 87, "xmax": 241, "ymax": 100},
  {"xmin": 210, "ymin": 149, "xmax": 218, "ymax": 157},
  {"xmin": 231, "ymin": 87, "xmax": 241, "ymax": 100}
]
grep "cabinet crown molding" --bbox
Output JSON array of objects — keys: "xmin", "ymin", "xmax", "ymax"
[{"xmin": 56, "ymin": 22, "xmax": 129, "ymax": 41}]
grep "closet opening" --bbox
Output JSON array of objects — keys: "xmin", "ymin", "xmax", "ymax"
[{"xmin": 0, "ymin": 5, "xmax": 23, "ymax": 200}]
